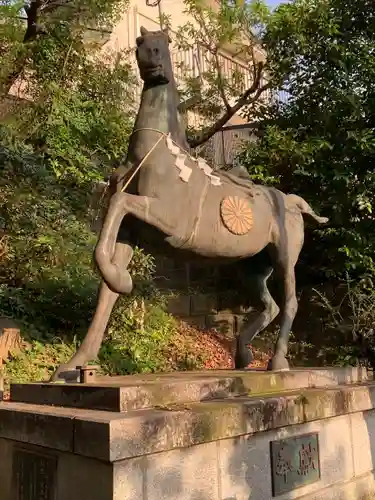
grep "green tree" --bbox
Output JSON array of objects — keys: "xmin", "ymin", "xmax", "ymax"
[
  {"xmin": 0, "ymin": 0, "xmax": 150, "ymax": 381},
  {"xmin": 0, "ymin": 0, "xmax": 136, "ymax": 303},
  {"xmin": 0, "ymin": 0, "xmax": 135, "ymax": 181},
  {"xmin": 174, "ymin": 0, "xmax": 272, "ymax": 147},
  {"xmin": 240, "ymin": 0, "xmax": 375, "ymax": 279},
  {"xmin": 1, "ymin": 0, "xmax": 259, "ymax": 382}
]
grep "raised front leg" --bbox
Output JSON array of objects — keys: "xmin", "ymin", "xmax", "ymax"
[
  {"xmin": 96, "ymin": 192, "xmax": 181, "ymax": 294},
  {"xmin": 50, "ymin": 241, "xmax": 134, "ymax": 382}
]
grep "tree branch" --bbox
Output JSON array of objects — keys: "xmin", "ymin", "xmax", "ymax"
[
  {"xmin": 24, "ymin": 0, "xmax": 45, "ymax": 42},
  {"xmin": 188, "ymin": 62, "xmax": 270, "ymax": 148},
  {"xmin": 178, "ymin": 94, "xmax": 202, "ymax": 113},
  {"xmin": 214, "ymin": 51, "xmax": 231, "ymax": 111},
  {"xmin": 1, "ymin": 1, "xmax": 46, "ymax": 97}
]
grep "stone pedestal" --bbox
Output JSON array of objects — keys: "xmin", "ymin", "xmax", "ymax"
[{"xmin": 1, "ymin": 367, "xmax": 375, "ymax": 499}]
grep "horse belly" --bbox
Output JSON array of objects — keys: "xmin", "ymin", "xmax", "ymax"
[
  {"xmin": 180, "ymin": 185, "xmax": 272, "ymax": 257},
  {"xmin": 176, "ymin": 217, "xmax": 271, "ymax": 258}
]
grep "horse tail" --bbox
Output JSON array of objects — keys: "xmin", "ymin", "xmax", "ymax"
[{"xmin": 287, "ymin": 194, "xmax": 329, "ymax": 224}]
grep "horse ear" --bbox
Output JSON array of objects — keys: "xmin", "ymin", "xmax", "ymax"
[
  {"xmin": 140, "ymin": 26, "xmax": 149, "ymax": 36},
  {"xmin": 163, "ymin": 27, "xmax": 172, "ymax": 43}
]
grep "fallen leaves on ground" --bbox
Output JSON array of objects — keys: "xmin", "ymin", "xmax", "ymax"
[
  {"xmin": 248, "ymin": 345, "xmax": 273, "ymax": 369},
  {"xmin": 167, "ymin": 320, "xmax": 271, "ymax": 371}
]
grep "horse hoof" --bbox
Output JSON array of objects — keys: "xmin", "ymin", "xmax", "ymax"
[
  {"xmin": 267, "ymin": 355, "xmax": 290, "ymax": 372},
  {"xmin": 50, "ymin": 364, "xmax": 80, "ymax": 383},
  {"xmin": 234, "ymin": 348, "xmax": 253, "ymax": 370}
]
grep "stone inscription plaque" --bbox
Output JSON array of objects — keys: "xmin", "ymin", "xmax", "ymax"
[
  {"xmin": 270, "ymin": 432, "xmax": 320, "ymax": 496},
  {"xmin": 12, "ymin": 447, "xmax": 57, "ymax": 500}
]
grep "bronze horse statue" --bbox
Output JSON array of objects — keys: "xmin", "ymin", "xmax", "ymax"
[{"xmin": 51, "ymin": 27, "xmax": 328, "ymax": 381}]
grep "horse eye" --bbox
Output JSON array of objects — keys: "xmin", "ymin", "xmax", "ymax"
[{"xmin": 136, "ymin": 37, "xmax": 143, "ymax": 47}]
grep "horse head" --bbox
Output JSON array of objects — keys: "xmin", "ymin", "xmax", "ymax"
[{"xmin": 136, "ymin": 26, "xmax": 173, "ymax": 86}]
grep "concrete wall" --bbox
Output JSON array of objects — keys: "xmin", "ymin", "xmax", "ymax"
[
  {"xmin": 2, "ymin": 369, "xmax": 375, "ymax": 500},
  {"xmin": 114, "ymin": 411, "xmax": 375, "ymax": 500},
  {"xmin": 108, "ymin": 0, "xmax": 265, "ymax": 61},
  {"xmin": 155, "ymin": 256, "xmax": 249, "ymax": 337},
  {"xmin": 2, "ymin": 411, "xmax": 375, "ymax": 500},
  {"xmin": 0, "ymin": 439, "xmax": 114, "ymax": 500}
]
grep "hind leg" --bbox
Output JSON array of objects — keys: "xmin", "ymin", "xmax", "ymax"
[
  {"xmin": 268, "ymin": 218, "xmax": 304, "ymax": 371},
  {"xmin": 267, "ymin": 264, "xmax": 297, "ymax": 371},
  {"xmin": 50, "ymin": 242, "xmax": 133, "ymax": 382},
  {"xmin": 235, "ymin": 263, "xmax": 280, "ymax": 369}
]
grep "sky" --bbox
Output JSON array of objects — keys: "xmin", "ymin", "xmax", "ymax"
[{"xmin": 267, "ymin": 0, "xmax": 287, "ymax": 7}]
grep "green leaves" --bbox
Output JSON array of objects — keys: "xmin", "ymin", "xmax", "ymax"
[
  {"xmin": 0, "ymin": 0, "xmax": 135, "ymax": 183},
  {"xmin": 100, "ymin": 301, "xmax": 177, "ymax": 375},
  {"xmin": 175, "ymin": 0, "xmax": 271, "ymax": 140},
  {"xmin": 0, "ymin": 0, "xmax": 144, "ymax": 379},
  {"xmin": 240, "ymin": 0, "xmax": 375, "ymax": 279}
]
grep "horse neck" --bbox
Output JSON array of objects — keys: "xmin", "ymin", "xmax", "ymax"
[{"xmin": 133, "ymin": 80, "xmax": 189, "ymax": 150}]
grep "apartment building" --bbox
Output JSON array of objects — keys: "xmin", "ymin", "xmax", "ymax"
[
  {"xmin": 103, "ymin": 0, "xmax": 267, "ymax": 129},
  {"xmin": 90, "ymin": 0, "xmax": 269, "ymax": 165}
]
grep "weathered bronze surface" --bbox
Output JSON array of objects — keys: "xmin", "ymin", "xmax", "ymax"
[
  {"xmin": 51, "ymin": 26, "xmax": 329, "ymax": 382},
  {"xmin": 270, "ymin": 432, "xmax": 320, "ymax": 496},
  {"xmin": 12, "ymin": 447, "xmax": 57, "ymax": 500}
]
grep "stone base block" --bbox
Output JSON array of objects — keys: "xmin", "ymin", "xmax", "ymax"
[
  {"xmin": 10, "ymin": 366, "xmax": 370, "ymax": 412},
  {"xmin": 1, "ymin": 368, "xmax": 375, "ymax": 499},
  {"xmin": 2, "ymin": 412, "xmax": 375, "ymax": 500}
]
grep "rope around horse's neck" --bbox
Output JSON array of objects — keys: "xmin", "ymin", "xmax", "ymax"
[
  {"xmin": 92, "ymin": 128, "xmax": 181, "ymax": 225},
  {"xmin": 133, "ymin": 127, "xmax": 193, "ymax": 155},
  {"xmin": 120, "ymin": 128, "xmax": 192, "ymax": 193}
]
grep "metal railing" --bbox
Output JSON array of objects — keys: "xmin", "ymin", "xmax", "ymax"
[{"xmin": 195, "ymin": 123, "xmax": 257, "ymax": 168}]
